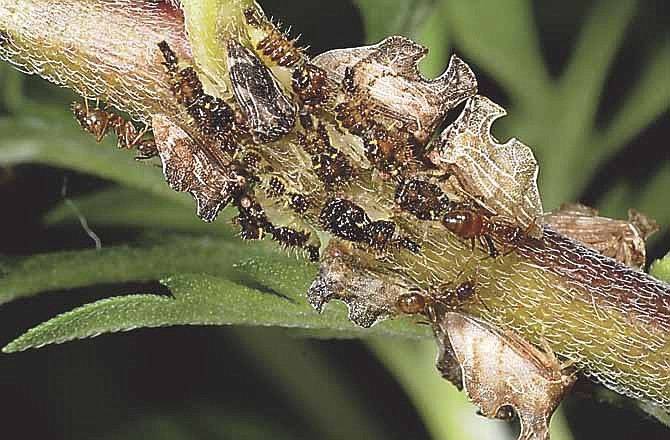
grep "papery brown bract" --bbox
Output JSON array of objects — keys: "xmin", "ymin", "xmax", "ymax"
[
  {"xmin": 431, "ymin": 96, "xmax": 543, "ymax": 238},
  {"xmin": 151, "ymin": 114, "xmax": 245, "ymax": 221},
  {"xmin": 307, "ymin": 240, "xmax": 413, "ymax": 327},
  {"xmin": 436, "ymin": 312, "xmax": 576, "ymax": 440},
  {"xmin": 542, "ymin": 203, "xmax": 658, "ymax": 270},
  {"xmin": 313, "ymin": 36, "xmax": 477, "ymax": 142}
]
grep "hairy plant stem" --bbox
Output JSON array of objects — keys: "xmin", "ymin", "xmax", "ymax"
[{"xmin": 2, "ymin": 0, "xmax": 669, "ymax": 422}]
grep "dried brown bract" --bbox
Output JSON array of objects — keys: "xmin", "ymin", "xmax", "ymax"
[
  {"xmin": 435, "ymin": 312, "xmax": 576, "ymax": 440},
  {"xmin": 430, "ymin": 96, "xmax": 543, "ymax": 238},
  {"xmin": 151, "ymin": 114, "xmax": 245, "ymax": 221},
  {"xmin": 313, "ymin": 36, "xmax": 477, "ymax": 143},
  {"xmin": 307, "ymin": 240, "xmax": 413, "ymax": 327},
  {"xmin": 542, "ymin": 203, "xmax": 659, "ymax": 269}
]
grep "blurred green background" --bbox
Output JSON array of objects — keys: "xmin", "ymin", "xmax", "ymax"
[{"xmin": 0, "ymin": 0, "xmax": 669, "ymax": 439}]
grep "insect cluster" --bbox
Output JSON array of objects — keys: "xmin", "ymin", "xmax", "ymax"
[
  {"xmin": 71, "ymin": 2, "xmax": 545, "ymax": 278},
  {"xmin": 55, "ymin": 1, "xmax": 670, "ymax": 437}
]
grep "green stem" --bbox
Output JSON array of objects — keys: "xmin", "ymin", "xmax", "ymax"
[{"xmin": 369, "ymin": 339, "xmax": 511, "ymax": 440}]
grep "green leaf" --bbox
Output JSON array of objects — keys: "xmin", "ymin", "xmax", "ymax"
[
  {"xmin": 415, "ymin": 4, "xmax": 450, "ymax": 78},
  {"xmin": 3, "ymin": 272, "xmax": 427, "ymax": 353},
  {"xmin": 232, "ymin": 329, "xmax": 393, "ymax": 440},
  {"xmin": 353, "ymin": 0, "xmax": 436, "ymax": 43},
  {"xmin": 0, "ymin": 234, "xmax": 248, "ymax": 305},
  {"xmin": 557, "ymin": 0, "xmax": 637, "ymax": 157},
  {"xmin": 650, "ymin": 253, "xmax": 670, "ymax": 283},
  {"xmin": 1, "ymin": 233, "xmax": 428, "ymax": 352},
  {"xmin": 0, "ymin": 114, "xmax": 183, "ymax": 203},
  {"xmin": 370, "ymin": 339, "xmax": 511, "ymax": 440},
  {"xmin": 100, "ymin": 406, "xmax": 300, "ymax": 440},
  {"xmin": 45, "ymin": 186, "xmax": 229, "ymax": 235},
  {"xmin": 442, "ymin": 0, "xmax": 550, "ymax": 107},
  {"xmin": 0, "ymin": 63, "xmax": 25, "ymax": 113},
  {"xmin": 593, "ymin": 39, "xmax": 670, "ymax": 164}
]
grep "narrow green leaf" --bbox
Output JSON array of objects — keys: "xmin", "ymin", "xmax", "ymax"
[
  {"xmin": 593, "ymin": 40, "xmax": 670, "ymax": 164},
  {"xmin": 0, "ymin": 234, "xmax": 264, "ymax": 305},
  {"xmin": 442, "ymin": 0, "xmax": 550, "ymax": 107},
  {"xmin": 537, "ymin": 0, "xmax": 638, "ymax": 207},
  {"xmin": 353, "ymin": 0, "xmax": 435, "ymax": 43},
  {"xmin": 416, "ymin": 3, "xmax": 450, "ymax": 78},
  {"xmin": 355, "ymin": 0, "xmax": 450, "ymax": 79},
  {"xmin": 232, "ymin": 329, "xmax": 393, "ymax": 440},
  {"xmin": 369, "ymin": 339, "xmax": 511, "ymax": 440},
  {"xmin": 45, "ymin": 186, "xmax": 230, "ymax": 235},
  {"xmin": 101, "ymin": 407, "xmax": 299, "ymax": 440},
  {"xmin": 3, "ymin": 271, "xmax": 428, "ymax": 352},
  {"xmin": 549, "ymin": 408, "xmax": 576, "ymax": 440},
  {"xmin": 650, "ymin": 253, "xmax": 670, "ymax": 283},
  {"xmin": 0, "ymin": 115, "xmax": 183, "ymax": 203},
  {"xmin": 0, "ymin": 63, "xmax": 25, "ymax": 113},
  {"xmin": 558, "ymin": 0, "xmax": 637, "ymax": 153}
]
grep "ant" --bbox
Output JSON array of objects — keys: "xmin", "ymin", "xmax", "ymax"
[
  {"xmin": 71, "ymin": 100, "xmax": 158, "ymax": 159},
  {"xmin": 396, "ymin": 277, "xmax": 489, "ymax": 318},
  {"xmin": 441, "ymin": 203, "xmax": 525, "ymax": 258}
]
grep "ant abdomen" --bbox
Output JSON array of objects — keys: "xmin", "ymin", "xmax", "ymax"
[
  {"xmin": 396, "ymin": 292, "xmax": 427, "ymax": 315},
  {"xmin": 442, "ymin": 208, "xmax": 484, "ymax": 239}
]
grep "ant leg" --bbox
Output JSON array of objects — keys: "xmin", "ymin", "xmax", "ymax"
[
  {"xmin": 128, "ymin": 124, "xmax": 149, "ymax": 149},
  {"xmin": 467, "ymin": 265, "xmax": 492, "ymax": 314},
  {"xmin": 96, "ymin": 117, "xmax": 109, "ymax": 143},
  {"xmin": 483, "ymin": 235, "xmax": 499, "ymax": 258},
  {"xmin": 473, "ymin": 290, "xmax": 492, "ymax": 314},
  {"xmin": 501, "ymin": 245, "xmax": 516, "ymax": 258},
  {"xmin": 454, "ymin": 252, "xmax": 479, "ymax": 284},
  {"xmin": 500, "ymin": 227, "xmax": 525, "ymax": 257}
]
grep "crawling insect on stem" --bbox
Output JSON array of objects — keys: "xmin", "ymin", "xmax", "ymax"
[
  {"xmin": 396, "ymin": 278, "xmax": 486, "ymax": 317},
  {"xmin": 9, "ymin": 0, "xmax": 668, "ymax": 420},
  {"xmin": 441, "ymin": 203, "xmax": 527, "ymax": 258},
  {"xmin": 395, "ymin": 178, "xmax": 452, "ymax": 221},
  {"xmin": 71, "ymin": 100, "xmax": 158, "ymax": 159},
  {"xmin": 244, "ymin": 6, "xmax": 305, "ymax": 67},
  {"xmin": 319, "ymin": 198, "xmax": 419, "ymax": 254}
]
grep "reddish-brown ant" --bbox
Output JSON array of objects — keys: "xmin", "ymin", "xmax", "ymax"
[
  {"xmin": 71, "ymin": 100, "xmax": 158, "ymax": 159},
  {"xmin": 441, "ymin": 203, "xmax": 525, "ymax": 258},
  {"xmin": 396, "ymin": 278, "xmax": 486, "ymax": 317}
]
